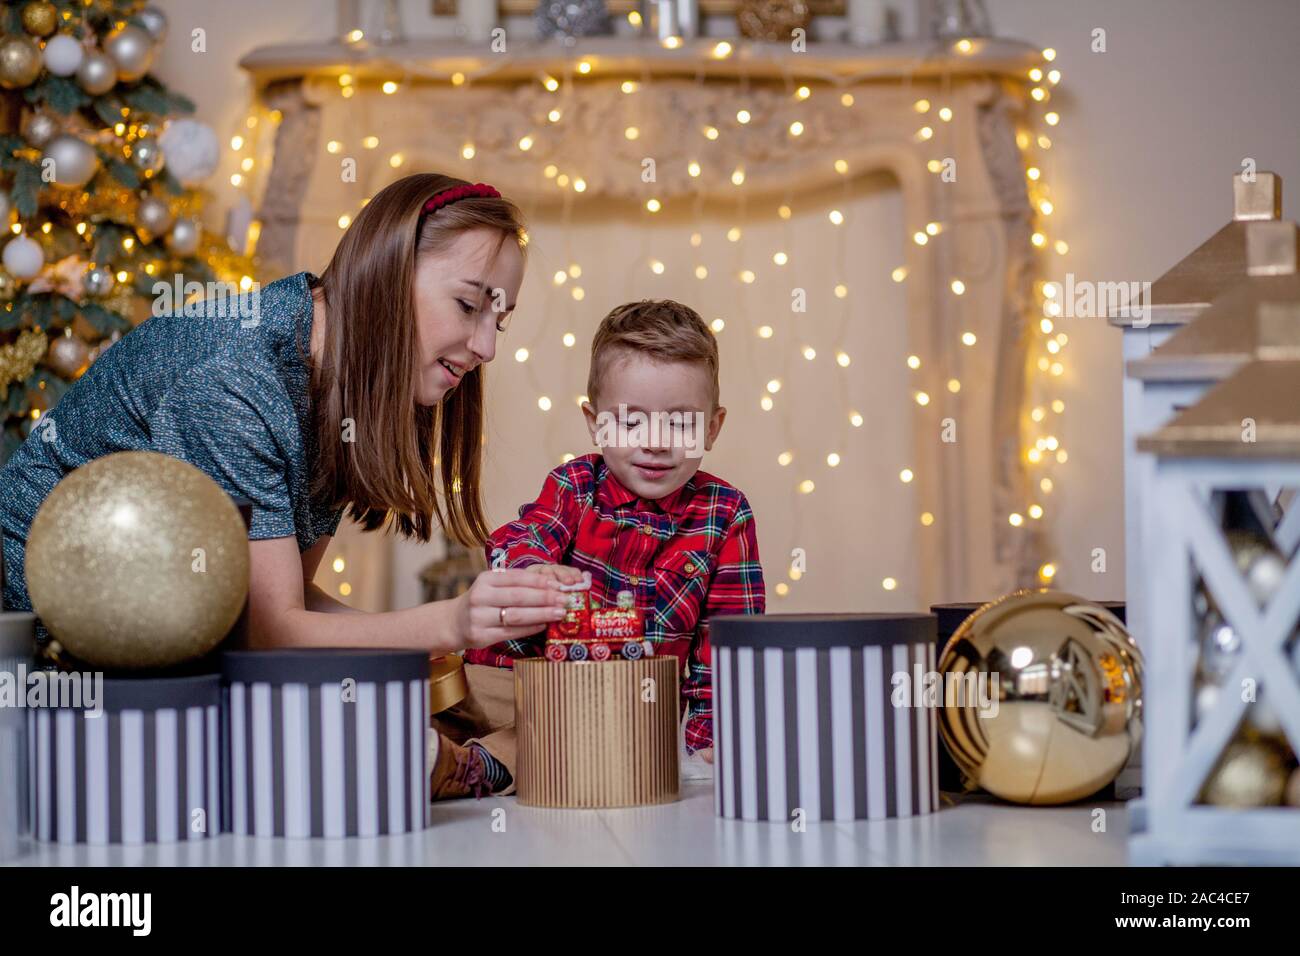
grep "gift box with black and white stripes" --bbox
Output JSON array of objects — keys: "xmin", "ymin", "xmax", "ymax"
[{"xmin": 710, "ymin": 613, "xmax": 940, "ymax": 823}]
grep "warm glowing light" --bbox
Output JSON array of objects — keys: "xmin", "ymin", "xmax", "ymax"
[
  {"xmin": 850, "ymin": 411, "xmax": 864, "ymax": 427},
  {"xmin": 766, "ymin": 379, "xmax": 782, "ymax": 394},
  {"xmin": 915, "ymin": 391, "xmax": 930, "ymax": 406},
  {"xmin": 892, "ymin": 267, "xmax": 908, "ymax": 283},
  {"xmin": 537, "ymin": 396, "xmax": 552, "ymax": 411},
  {"xmin": 740, "ymin": 269, "xmax": 755, "ymax": 283},
  {"xmin": 1027, "ymin": 166, "xmax": 1040, "ymax": 181},
  {"xmin": 1009, "ymin": 513, "xmax": 1024, "ymax": 527},
  {"xmin": 789, "ymin": 121, "xmax": 804, "ymax": 136},
  {"xmin": 646, "ymin": 198, "xmax": 661, "ymax": 212},
  {"xmin": 799, "ymin": 479, "xmax": 815, "ymax": 495},
  {"xmin": 773, "ymin": 251, "xmax": 788, "ymax": 265},
  {"xmin": 230, "ymin": 135, "xmax": 244, "ymax": 150},
  {"xmin": 776, "ymin": 583, "xmax": 790, "ymax": 596},
  {"xmin": 651, "ymin": 260, "xmax": 665, "ymax": 275},
  {"xmin": 573, "ymin": 178, "xmax": 587, "ymax": 192},
  {"xmin": 562, "ymin": 332, "xmax": 576, "ymax": 348},
  {"xmin": 841, "ymin": 93, "xmax": 854, "ymax": 106},
  {"xmin": 736, "ymin": 109, "xmax": 751, "ymax": 124},
  {"xmin": 1029, "ymin": 504, "xmax": 1044, "ymax": 519},
  {"xmin": 1032, "ymin": 232, "xmax": 1046, "ymax": 247},
  {"xmin": 621, "ymin": 80, "xmax": 637, "ymax": 94},
  {"xmin": 1031, "ymin": 87, "xmax": 1046, "ymax": 102},
  {"xmin": 938, "ymin": 106, "xmax": 953, "ymax": 121},
  {"xmin": 947, "ymin": 378, "xmax": 961, "ymax": 393},
  {"xmin": 921, "ymin": 512, "xmax": 935, "ymax": 526},
  {"xmin": 388, "ymin": 153, "xmax": 403, "ymax": 168},
  {"xmin": 1045, "ymin": 112, "xmax": 1060, "ymax": 126},
  {"xmin": 461, "ymin": 144, "xmax": 476, "ymax": 159},
  {"xmin": 1042, "ymin": 48, "xmax": 1057, "ymax": 61},
  {"xmin": 1029, "ymin": 67, "xmax": 1043, "ymax": 81},
  {"xmin": 802, "ymin": 346, "xmax": 816, "ymax": 360},
  {"xmin": 362, "ymin": 135, "xmax": 378, "ymax": 149},
  {"xmin": 835, "ymin": 284, "xmax": 848, "ymax": 298},
  {"xmin": 548, "ymin": 109, "xmax": 562, "ymax": 123},
  {"xmin": 515, "ymin": 348, "xmax": 529, "ymax": 363},
  {"xmin": 230, "ymin": 174, "xmax": 243, "ymax": 186},
  {"xmin": 835, "ymin": 159, "xmax": 849, "ymax": 174},
  {"xmin": 382, "ymin": 81, "xmax": 398, "ymax": 94},
  {"xmin": 882, "ymin": 577, "xmax": 898, "ymax": 591},
  {"xmin": 828, "ymin": 209, "xmax": 844, "ymax": 225},
  {"xmin": 337, "ymin": 214, "xmax": 350, "ymax": 228},
  {"xmin": 827, "ymin": 453, "xmax": 841, "ymax": 467},
  {"xmin": 1040, "ymin": 200, "xmax": 1054, "ymax": 215},
  {"xmin": 731, "ymin": 168, "xmax": 746, "ymax": 186},
  {"xmin": 907, "ymin": 355, "xmax": 921, "ymax": 369},
  {"xmin": 727, "ymin": 227, "xmax": 742, "ymax": 242},
  {"xmin": 917, "ymin": 126, "xmax": 934, "ymax": 140},
  {"xmin": 704, "ymin": 125, "xmax": 719, "ymax": 140},
  {"xmin": 695, "ymin": 266, "xmax": 708, "ymax": 279},
  {"xmin": 914, "ymin": 98, "xmax": 931, "ymax": 112},
  {"xmin": 1041, "ymin": 478, "xmax": 1054, "ymax": 493},
  {"xmin": 913, "ymin": 232, "xmax": 929, "ymax": 246},
  {"xmin": 1031, "ymin": 407, "xmax": 1045, "ymax": 422},
  {"xmin": 950, "ymin": 279, "xmax": 966, "ymax": 295},
  {"xmin": 1055, "ymin": 240, "xmax": 1069, "ymax": 255},
  {"xmin": 758, "ymin": 325, "xmax": 773, "ymax": 339},
  {"xmin": 1052, "ymin": 399, "xmax": 1065, "ymax": 413},
  {"xmin": 688, "ymin": 161, "xmax": 701, "ymax": 177},
  {"xmin": 1039, "ymin": 562, "xmax": 1057, "ymax": 581},
  {"xmin": 713, "ymin": 41, "xmax": 733, "ymax": 58},
  {"xmin": 710, "ymin": 318, "xmax": 725, "ymax": 332},
  {"xmin": 571, "ymin": 287, "xmax": 584, "ymax": 301},
  {"xmin": 926, "ymin": 221, "xmax": 942, "ymax": 236},
  {"xmin": 518, "ymin": 135, "xmax": 534, "ymax": 151},
  {"xmin": 836, "ymin": 351, "xmax": 851, "ymax": 367},
  {"xmin": 961, "ymin": 332, "xmax": 977, "ymax": 346},
  {"xmin": 1048, "ymin": 69, "xmax": 1061, "ymax": 84},
  {"xmin": 955, "ymin": 38, "xmax": 973, "ymax": 53},
  {"xmin": 900, "ymin": 468, "xmax": 914, "ymax": 483}
]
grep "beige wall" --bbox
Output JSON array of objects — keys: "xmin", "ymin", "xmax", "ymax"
[{"xmin": 150, "ymin": 0, "xmax": 1300, "ymax": 611}]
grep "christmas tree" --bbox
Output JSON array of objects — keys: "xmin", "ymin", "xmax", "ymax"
[{"xmin": 0, "ymin": 0, "xmax": 253, "ymax": 465}]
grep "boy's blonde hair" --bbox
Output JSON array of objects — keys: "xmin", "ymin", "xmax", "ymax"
[{"xmin": 587, "ymin": 299, "xmax": 720, "ymax": 409}]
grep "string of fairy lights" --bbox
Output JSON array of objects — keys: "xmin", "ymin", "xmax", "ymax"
[{"xmin": 227, "ymin": 22, "xmax": 1068, "ymax": 603}]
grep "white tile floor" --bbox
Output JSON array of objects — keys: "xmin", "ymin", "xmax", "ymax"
[{"xmin": 5, "ymin": 782, "xmax": 1133, "ymax": 866}]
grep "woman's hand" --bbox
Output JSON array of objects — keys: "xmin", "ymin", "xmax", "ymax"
[
  {"xmin": 522, "ymin": 563, "xmax": 587, "ymax": 587},
  {"xmin": 454, "ymin": 568, "xmax": 572, "ymax": 649}
]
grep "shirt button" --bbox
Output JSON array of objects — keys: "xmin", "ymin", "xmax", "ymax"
[
  {"xmin": 685, "ymin": 562, "xmax": 696, "ymax": 574},
  {"xmin": 630, "ymin": 576, "xmax": 640, "ymax": 586},
  {"xmin": 639, "ymin": 525, "xmax": 652, "ymax": 535}
]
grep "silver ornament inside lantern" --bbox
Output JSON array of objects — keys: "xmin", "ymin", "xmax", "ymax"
[
  {"xmin": 43, "ymin": 134, "xmax": 99, "ymax": 188},
  {"xmin": 76, "ymin": 51, "xmax": 116, "ymax": 95},
  {"xmin": 104, "ymin": 25, "xmax": 155, "ymax": 83}
]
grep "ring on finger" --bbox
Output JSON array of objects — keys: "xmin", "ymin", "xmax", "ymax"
[{"xmin": 499, "ymin": 607, "xmax": 507, "ymax": 626}]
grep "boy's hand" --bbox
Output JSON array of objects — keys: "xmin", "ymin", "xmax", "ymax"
[
  {"xmin": 696, "ymin": 748, "xmax": 714, "ymax": 764},
  {"xmin": 523, "ymin": 563, "xmax": 587, "ymax": 587}
]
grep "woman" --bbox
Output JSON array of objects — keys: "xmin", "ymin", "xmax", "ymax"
[{"xmin": 0, "ymin": 172, "xmax": 577, "ymax": 652}]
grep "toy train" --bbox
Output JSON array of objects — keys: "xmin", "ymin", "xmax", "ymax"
[{"xmin": 544, "ymin": 572, "xmax": 655, "ymax": 662}]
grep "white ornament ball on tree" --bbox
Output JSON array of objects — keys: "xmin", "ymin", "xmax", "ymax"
[
  {"xmin": 21, "ymin": 110, "xmax": 57, "ymax": 147},
  {"xmin": 104, "ymin": 24, "xmax": 155, "ymax": 83},
  {"xmin": 3, "ymin": 234, "xmax": 44, "ymax": 279},
  {"xmin": 76, "ymin": 51, "xmax": 116, "ymax": 95},
  {"xmin": 168, "ymin": 219, "xmax": 201, "ymax": 256},
  {"xmin": 137, "ymin": 195, "xmax": 174, "ymax": 238},
  {"xmin": 43, "ymin": 133, "xmax": 99, "ymax": 188},
  {"xmin": 158, "ymin": 119, "xmax": 219, "ymax": 185},
  {"xmin": 139, "ymin": 6, "xmax": 169, "ymax": 41},
  {"xmin": 83, "ymin": 264, "xmax": 115, "ymax": 297},
  {"xmin": 42, "ymin": 33, "xmax": 84, "ymax": 77}
]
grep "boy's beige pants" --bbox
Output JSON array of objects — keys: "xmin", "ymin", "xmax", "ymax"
[{"xmin": 430, "ymin": 663, "xmax": 518, "ymax": 795}]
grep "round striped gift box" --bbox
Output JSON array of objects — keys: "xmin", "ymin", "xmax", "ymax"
[
  {"xmin": 221, "ymin": 649, "xmax": 430, "ymax": 838},
  {"xmin": 711, "ymin": 613, "xmax": 939, "ymax": 822},
  {"xmin": 29, "ymin": 674, "xmax": 222, "ymax": 844},
  {"xmin": 1, "ymin": 612, "xmax": 35, "ymax": 859}
]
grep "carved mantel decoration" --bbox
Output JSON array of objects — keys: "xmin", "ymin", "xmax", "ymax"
[{"xmin": 239, "ymin": 35, "xmax": 1052, "ymax": 606}]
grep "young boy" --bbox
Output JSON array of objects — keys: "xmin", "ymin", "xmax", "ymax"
[{"xmin": 429, "ymin": 299, "xmax": 766, "ymax": 799}]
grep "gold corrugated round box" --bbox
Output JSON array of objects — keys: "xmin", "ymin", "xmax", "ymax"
[{"xmin": 514, "ymin": 657, "xmax": 680, "ymax": 808}]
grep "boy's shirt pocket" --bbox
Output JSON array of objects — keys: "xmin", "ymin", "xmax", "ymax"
[{"xmin": 651, "ymin": 546, "xmax": 715, "ymax": 640}]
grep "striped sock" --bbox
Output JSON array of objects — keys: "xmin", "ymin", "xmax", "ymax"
[{"xmin": 472, "ymin": 744, "xmax": 512, "ymax": 793}]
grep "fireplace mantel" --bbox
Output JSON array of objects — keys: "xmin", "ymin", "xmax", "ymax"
[
  {"xmin": 239, "ymin": 33, "xmax": 1050, "ymax": 605},
  {"xmin": 239, "ymin": 35, "xmax": 1042, "ymax": 86}
]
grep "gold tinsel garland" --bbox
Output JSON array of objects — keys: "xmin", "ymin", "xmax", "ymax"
[{"xmin": 0, "ymin": 327, "xmax": 48, "ymax": 399}]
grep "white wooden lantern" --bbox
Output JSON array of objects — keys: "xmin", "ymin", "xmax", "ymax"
[
  {"xmin": 1129, "ymin": 360, "xmax": 1300, "ymax": 865},
  {"xmin": 1115, "ymin": 173, "xmax": 1284, "ymax": 655}
]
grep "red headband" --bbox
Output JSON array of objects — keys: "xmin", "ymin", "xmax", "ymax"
[{"xmin": 423, "ymin": 182, "xmax": 501, "ymax": 214}]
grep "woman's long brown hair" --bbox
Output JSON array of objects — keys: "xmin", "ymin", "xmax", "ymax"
[{"xmin": 310, "ymin": 173, "xmax": 527, "ymax": 546}]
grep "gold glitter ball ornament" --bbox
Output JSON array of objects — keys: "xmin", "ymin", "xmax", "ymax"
[
  {"xmin": 1201, "ymin": 741, "xmax": 1290, "ymax": 808},
  {"xmin": 25, "ymin": 451, "xmax": 249, "ymax": 669},
  {"xmin": 937, "ymin": 589, "xmax": 1144, "ymax": 805},
  {"xmin": 0, "ymin": 34, "xmax": 43, "ymax": 89},
  {"xmin": 21, "ymin": 1, "xmax": 58, "ymax": 37}
]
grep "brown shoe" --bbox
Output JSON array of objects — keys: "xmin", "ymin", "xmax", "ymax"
[{"xmin": 429, "ymin": 733, "xmax": 491, "ymax": 801}]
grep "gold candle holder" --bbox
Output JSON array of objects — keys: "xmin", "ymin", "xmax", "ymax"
[{"xmin": 514, "ymin": 657, "xmax": 680, "ymax": 809}]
